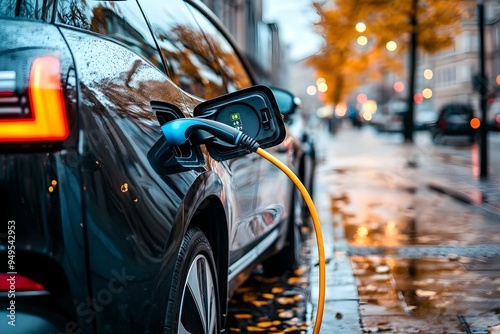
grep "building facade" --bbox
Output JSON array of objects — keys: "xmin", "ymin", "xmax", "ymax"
[
  {"xmin": 416, "ymin": 0, "xmax": 500, "ymax": 116},
  {"xmin": 200, "ymin": 0, "xmax": 285, "ymax": 86}
]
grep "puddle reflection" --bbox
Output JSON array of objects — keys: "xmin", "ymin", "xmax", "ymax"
[{"xmin": 353, "ymin": 255, "xmax": 500, "ymax": 318}]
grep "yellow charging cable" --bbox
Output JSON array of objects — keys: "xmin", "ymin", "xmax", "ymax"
[{"xmin": 256, "ymin": 147, "xmax": 325, "ymax": 334}]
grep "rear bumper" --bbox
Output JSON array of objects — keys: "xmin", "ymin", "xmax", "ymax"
[{"xmin": 0, "ymin": 304, "xmax": 70, "ymax": 334}]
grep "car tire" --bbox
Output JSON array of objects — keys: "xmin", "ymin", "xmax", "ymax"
[
  {"xmin": 164, "ymin": 227, "xmax": 220, "ymax": 334},
  {"xmin": 262, "ymin": 188, "xmax": 303, "ymax": 276}
]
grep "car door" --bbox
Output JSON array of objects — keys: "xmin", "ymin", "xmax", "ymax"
[
  {"xmin": 184, "ymin": 1, "xmax": 296, "ymax": 258},
  {"xmin": 54, "ymin": 1, "xmax": 205, "ymax": 332},
  {"xmin": 138, "ymin": 0, "xmax": 262, "ymax": 264}
]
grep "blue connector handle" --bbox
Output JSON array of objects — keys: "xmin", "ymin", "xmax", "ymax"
[{"xmin": 161, "ymin": 118, "xmax": 243, "ymax": 146}]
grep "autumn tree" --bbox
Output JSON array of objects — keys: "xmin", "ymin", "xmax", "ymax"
[{"xmin": 308, "ymin": 0, "xmax": 470, "ymax": 141}]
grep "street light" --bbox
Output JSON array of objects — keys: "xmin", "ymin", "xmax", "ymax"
[
  {"xmin": 316, "ymin": 77, "xmax": 326, "ymax": 85},
  {"xmin": 424, "ymin": 69, "xmax": 433, "ymax": 80},
  {"xmin": 357, "ymin": 36, "xmax": 368, "ymax": 46},
  {"xmin": 317, "ymin": 82, "xmax": 328, "ymax": 93},
  {"xmin": 307, "ymin": 85, "xmax": 317, "ymax": 96},
  {"xmin": 355, "ymin": 22, "xmax": 366, "ymax": 33},
  {"xmin": 386, "ymin": 41, "xmax": 397, "ymax": 52},
  {"xmin": 422, "ymin": 88, "xmax": 432, "ymax": 99}
]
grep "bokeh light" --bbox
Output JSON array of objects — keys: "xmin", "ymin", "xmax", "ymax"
[
  {"xmin": 357, "ymin": 36, "xmax": 368, "ymax": 46},
  {"xmin": 357, "ymin": 226, "xmax": 369, "ymax": 239},
  {"xmin": 307, "ymin": 85, "xmax": 317, "ymax": 96},
  {"xmin": 362, "ymin": 100, "xmax": 377, "ymax": 114},
  {"xmin": 316, "ymin": 77, "xmax": 326, "ymax": 86},
  {"xmin": 470, "ymin": 117, "xmax": 481, "ymax": 129},
  {"xmin": 355, "ymin": 22, "xmax": 366, "ymax": 33},
  {"xmin": 335, "ymin": 103, "xmax": 347, "ymax": 117},
  {"xmin": 357, "ymin": 93, "xmax": 368, "ymax": 104},
  {"xmin": 414, "ymin": 93, "xmax": 424, "ymax": 104},
  {"xmin": 422, "ymin": 88, "xmax": 433, "ymax": 99},
  {"xmin": 317, "ymin": 82, "xmax": 328, "ymax": 93},
  {"xmin": 386, "ymin": 41, "xmax": 397, "ymax": 52},
  {"xmin": 424, "ymin": 69, "xmax": 434, "ymax": 80},
  {"xmin": 393, "ymin": 81, "xmax": 404, "ymax": 93}
]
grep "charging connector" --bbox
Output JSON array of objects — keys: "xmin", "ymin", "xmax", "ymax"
[
  {"xmin": 161, "ymin": 117, "xmax": 325, "ymax": 333},
  {"xmin": 255, "ymin": 148, "xmax": 325, "ymax": 334}
]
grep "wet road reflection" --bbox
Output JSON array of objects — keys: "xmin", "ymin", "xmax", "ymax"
[
  {"xmin": 353, "ymin": 255, "xmax": 500, "ymax": 333},
  {"xmin": 320, "ymin": 128, "xmax": 500, "ymax": 333},
  {"xmin": 329, "ymin": 166, "xmax": 500, "ymax": 247}
]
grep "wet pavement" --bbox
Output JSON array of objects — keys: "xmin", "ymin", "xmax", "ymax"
[
  {"xmin": 313, "ymin": 124, "xmax": 500, "ymax": 333},
  {"xmin": 225, "ymin": 124, "xmax": 500, "ymax": 333}
]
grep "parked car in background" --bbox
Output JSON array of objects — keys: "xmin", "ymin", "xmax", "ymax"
[
  {"xmin": 372, "ymin": 100, "xmax": 406, "ymax": 132},
  {"xmin": 0, "ymin": 1, "xmax": 311, "ymax": 333},
  {"xmin": 430, "ymin": 103, "xmax": 479, "ymax": 144},
  {"xmin": 415, "ymin": 108, "xmax": 437, "ymax": 131},
  {"xmin": 274, "ymin": 91, "xmax": 316, "ymax": 218}
]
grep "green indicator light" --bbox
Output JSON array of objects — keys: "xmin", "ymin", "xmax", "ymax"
[{"xmin": 230, "ymin": 113, "xmax": 240, "ymax": 121}]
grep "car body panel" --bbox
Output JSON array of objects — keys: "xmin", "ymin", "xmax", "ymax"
[{"xmin": 0, "ymin": 1, "xmax": 303, "ymax": 332}]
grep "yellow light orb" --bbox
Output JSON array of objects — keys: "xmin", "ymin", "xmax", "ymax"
[
  {"xmin": 386, "ymin": 41, "xmax": 397, "ymax": 52},
  {"xmin": 422, "ymin": 88, "xmax": 433, "ymax": 99},
  {"xmin": 357, "ymin": 36, "xmax": 368, "ymax": 46},
  {"xmin": 355, "ymin": 22, "xmax": 366, "ymax": 33},
  {"xmin": 316, "ymin": 77, "xmax": 326, "ymax": 85},
  {"xmin": 317, "ymin": 82, "xmax": 328, "ymax": 93}
]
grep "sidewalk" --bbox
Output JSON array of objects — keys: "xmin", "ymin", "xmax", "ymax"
[{"xmin": 310, "ymin": 124, "xmax": 500, "ymax": 333}]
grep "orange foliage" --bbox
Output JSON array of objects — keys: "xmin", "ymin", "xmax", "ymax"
[{"xmin": 307, "ymin": 0, "xmax": 470, "ymax": 105}]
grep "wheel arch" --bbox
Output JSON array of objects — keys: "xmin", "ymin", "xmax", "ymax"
[{"xmin": 163, "ymin": 170, "xmax": 231, "ymax": 329}]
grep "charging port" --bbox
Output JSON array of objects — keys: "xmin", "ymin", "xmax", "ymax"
[{"xmin": 261, "ymin": 108, "xmax": 271, "ymax": 129}]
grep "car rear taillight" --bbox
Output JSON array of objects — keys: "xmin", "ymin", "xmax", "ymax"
[
  {"xmin": 0, "ymin": 274, "xmax": 45, "ymax": 292},
  {"xmin": 0, "ymin": 55, "xmax": 68, "ymax": 142},
  {"xmin": 437, "ymin": 120, "xmax": 447, "ymax": 129}
]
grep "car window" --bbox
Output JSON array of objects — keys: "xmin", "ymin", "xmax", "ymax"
[
  {"xmin": 0, "ymin": 0, "xmax": 54, "ymax": 21},
  {"xmin": 139, "ymin": 0, "xmax": 227, "ymax": 100},
  {"xmin": 54, "ymin": 0, "xmax": 164, "ymax": 72},
  {"xmin": 186, "ymin": 3, "xmax": 252, "ymax": 93}
]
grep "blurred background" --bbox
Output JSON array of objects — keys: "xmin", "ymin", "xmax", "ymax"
[{"xmin": 201, "ymin": 0, "xmax": 500, "ymax": 144}]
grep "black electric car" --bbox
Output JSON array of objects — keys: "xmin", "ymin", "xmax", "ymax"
[{"xmin": 0, "ymin": 1, "xmax": 311, "ymax": 333}]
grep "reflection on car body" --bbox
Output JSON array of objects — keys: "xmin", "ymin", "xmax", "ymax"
[{"xmin": 0, "ymin": 0, "xmax": 311, "ymax": 333}]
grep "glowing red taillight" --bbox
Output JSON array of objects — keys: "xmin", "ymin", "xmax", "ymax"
[
  {"xmin": 437, "ymin": 120, "xmax": 447, "ymax": 129},
  {"xmin": 0, "ymin": 274, "xmax": 45, "ymax": 292},
  {"xmin": 0, "ymin": 55, "xmax": 68, "ymax": 142}
]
